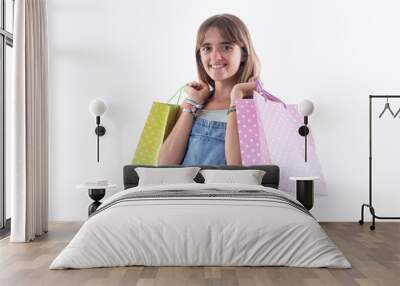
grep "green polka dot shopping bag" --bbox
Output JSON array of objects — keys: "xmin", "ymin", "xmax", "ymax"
[{"xmin": 132, "ymin": 86, "xmax": 184, "ymax": 165}]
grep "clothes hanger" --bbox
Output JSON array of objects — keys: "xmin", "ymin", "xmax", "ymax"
[
  {"xmin": 378, "ymin": 97, "xmax": 395, "ymax": 118},
  {"xmin": 393, "ymin": 106, "xmax": 400, "ymax": 118}
]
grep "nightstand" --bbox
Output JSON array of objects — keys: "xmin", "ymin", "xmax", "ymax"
[
  {"xmin": 77, "ymin": 183, "xmax": 117, "ymax": 216},
  {"xmin": 289, "ymin": 177, "xmax": 319, "ymax": 210}
]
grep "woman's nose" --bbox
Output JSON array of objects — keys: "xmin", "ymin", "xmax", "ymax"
[{"xmin": 210, "ymin": 49, "xmax": 223, "ymax": 61}]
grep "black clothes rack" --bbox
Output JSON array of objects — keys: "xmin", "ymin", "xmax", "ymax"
[{"xmin": 359, "ymin": 95, "xmax": 400, "ymax": 230}]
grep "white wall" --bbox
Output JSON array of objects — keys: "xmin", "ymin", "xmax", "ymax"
[{"xmin": 48, "ymin": 0, "xmax": 400, "ymax": 221}]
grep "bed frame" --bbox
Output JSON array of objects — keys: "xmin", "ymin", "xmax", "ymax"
[{"xmin": 123, "ymin": 165, "xmax": 280, "ymax": 189}]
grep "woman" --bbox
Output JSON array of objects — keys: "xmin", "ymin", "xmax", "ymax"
[{"xmin": 158, "ymin": 14, "xmax": 261, "ymax": 166}]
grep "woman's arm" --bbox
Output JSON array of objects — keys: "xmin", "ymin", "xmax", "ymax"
[
  {"xmin": 158, "ymin": 107, "xmax": 194, "ymax": 165},
  {"xmin": 225, "ymin": 82, "xmax": 257, "ymax": 165},
  {"xmin": 158, "ymin": 81, "xmax": 210, "ymax": 165},
  {"xmin": 225, "ymin": 110, "xmax": 242, "ymax": 165}
]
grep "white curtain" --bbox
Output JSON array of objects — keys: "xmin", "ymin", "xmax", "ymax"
[{"xmin": 10, "ymin": 0, "xmax": 48, "ymax": 242}]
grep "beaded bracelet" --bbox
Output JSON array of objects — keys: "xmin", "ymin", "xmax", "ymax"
[
  {"xmin": 227, "ymin": 105, "xmax": 237, "ymax": 115},
  {"xmin": 183, "ymin": 98, "xmax": 203, "ymax": 109}
]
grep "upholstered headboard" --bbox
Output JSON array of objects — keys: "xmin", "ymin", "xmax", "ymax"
[{"xmin": 123, "ymin": 165, "xmax": 280, "ymax": 189}]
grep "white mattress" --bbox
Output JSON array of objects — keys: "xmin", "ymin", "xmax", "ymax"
[{"xmin": 50, "ymin": 183, "xmax": 350, "ymax": 269}]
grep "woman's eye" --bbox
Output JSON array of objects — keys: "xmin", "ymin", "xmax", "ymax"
[
  {"xmin": 222, "ymin": 45, "xmax": 233, "ymax": 52},
  {"xmin": 201, "ymin": 47, "xmax": 211, "ymax": 53}
]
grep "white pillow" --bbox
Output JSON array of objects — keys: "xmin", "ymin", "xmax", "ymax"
[
  {"xmin": 135, "ymin": 167, "xmax": 200, "ymax": 186},
  {"xmin": 200, "ymin": 169, "xmax": 266, "ymax": 185}
]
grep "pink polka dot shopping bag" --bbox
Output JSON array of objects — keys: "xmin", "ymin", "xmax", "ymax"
[{"xmin": 236, "ymin": 81, "xmax": 325, "ymax": 194}]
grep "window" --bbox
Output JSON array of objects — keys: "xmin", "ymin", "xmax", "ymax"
[{"xmin": 0, "ymin": 0, "xmax": 14, "ymax": 234}]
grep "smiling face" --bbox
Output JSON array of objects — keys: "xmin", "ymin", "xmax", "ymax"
[{"xmin": 199, "ymin": 27, "xmax": 243, "ymax": 83}]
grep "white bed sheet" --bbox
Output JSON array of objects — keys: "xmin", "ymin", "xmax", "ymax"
[{"xmin": 50, "ymin": 183, "xmax": 350, "ymax": 269}]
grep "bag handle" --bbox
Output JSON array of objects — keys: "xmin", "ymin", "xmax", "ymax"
[
  {"xmin": 255, "ymin": 80, "xmax": 287, "ymax": 109},
  {"xmin": 167, "ymin": 85, "xmax": 185, "ymax": 104}
]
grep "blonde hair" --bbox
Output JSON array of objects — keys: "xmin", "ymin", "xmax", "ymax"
[{"xmin": 195, "ymin": 14, "xmax": 261, "ymax": 88}]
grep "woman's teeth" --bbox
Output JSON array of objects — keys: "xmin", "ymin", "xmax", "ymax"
[{"xmin": 210, "ymin": 64, "xmax": 227, "ymax": 69}]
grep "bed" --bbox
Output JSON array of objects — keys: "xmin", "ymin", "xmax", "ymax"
[{"xmin": 50, "ymin": 165, "xmax": 350, "ymax": 269}]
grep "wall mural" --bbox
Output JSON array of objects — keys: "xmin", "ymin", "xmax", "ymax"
[{"xmin": 132, "ymin": 14, "xmax": 325, "ymax": 194}]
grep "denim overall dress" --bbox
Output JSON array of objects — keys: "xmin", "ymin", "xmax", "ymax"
[{"xmin": 181, "ymin": 109, "xmax": 228, "ymax": 166}]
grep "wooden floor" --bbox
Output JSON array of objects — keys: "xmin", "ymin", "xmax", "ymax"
[{"xmin": 0, "ymin": 222, "xmax": 399, "ymax": 286}]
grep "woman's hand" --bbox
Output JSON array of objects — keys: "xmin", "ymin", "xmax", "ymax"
[
  {"xmin": 230, "ymin": 79, "xmax": 258, "ymax": 106},
  {"xmin": 184, "ymin": 81, "xmax": 210, "ymax": 104}
]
